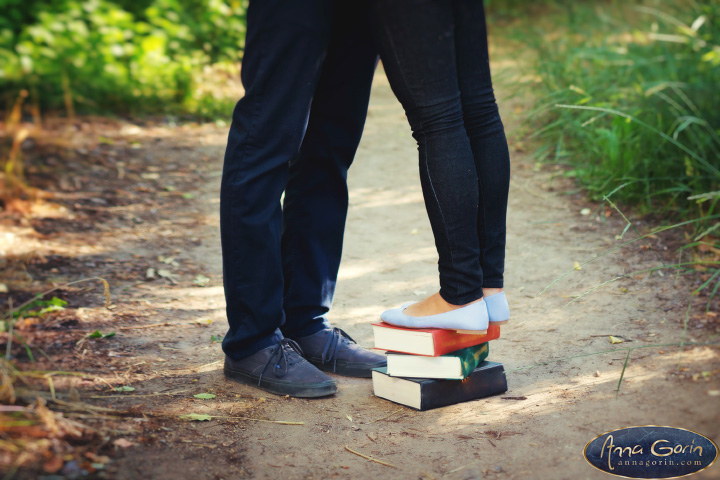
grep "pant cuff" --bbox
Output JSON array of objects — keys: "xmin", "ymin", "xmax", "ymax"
[
  {"xmin": 222, "ymin": 329, "xmax": 284, "ymax": 361},
  {"xmin": 282, "ymin": 316, "xmax": 330, "ymax": 339}
]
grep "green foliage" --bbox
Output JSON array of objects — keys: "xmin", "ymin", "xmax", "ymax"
[
  {"xmin": 517, "ymin": 0, "xmax": 720, "ymax": 302},
  {"xmin": 87, "ymin": 330, "xmax": 115, "ymax": 338},
  {"xmin": 11, "ymin": 296, "xmax": 67, "ymax": 318},
  {"xmin": 0, "ymin": 0, "xmax": 246, "ymax": 116},
  {"xmin": 193, "ymin": 392, "xmax": 216, "ymax": 399},
  {"xmin": 519, "ymin": 0, "xmax": 720, "ymax": 215}
]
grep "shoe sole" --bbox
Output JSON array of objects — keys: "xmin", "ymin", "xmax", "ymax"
[
  {"xmin": 311, "ymin": 360, "xmax": 387, "ymax": 378},
  {"xmin": 489, "ymin": 319, "xmax": 509, "ymax": 325},
  {"xmin": 224, "ymin": 364, "xmax": 337, "ymax": 398}
]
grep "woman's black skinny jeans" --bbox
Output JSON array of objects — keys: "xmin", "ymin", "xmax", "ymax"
[{"xmin": 371, "ymin": 0, "xmax": 511, "ymax": 305}]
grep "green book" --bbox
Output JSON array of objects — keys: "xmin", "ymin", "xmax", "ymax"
[{"xmin": 385, "ymin": 342, "xmax": 489, "ymax": 380}]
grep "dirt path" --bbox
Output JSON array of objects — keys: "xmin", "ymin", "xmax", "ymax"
[{"xmin": 4, "ymin": 68, "xmax": 719, "ymax": 479}]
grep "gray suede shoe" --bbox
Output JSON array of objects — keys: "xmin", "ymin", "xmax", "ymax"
[
  {"xmin": 224, "ymin": 339, "xmax": 337, "ymax": 398},
  {"xmin": 292, "ymin": 327, "xmax": 387, "ymax": 378}
]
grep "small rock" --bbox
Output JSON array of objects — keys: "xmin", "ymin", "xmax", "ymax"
[
  {"xmin": 462, "ymin": 467, "xmax": 483, "ymax": 480},
  {"xmin": 61, "ymin": 460, "xmax": 81, "ymax": 478}
]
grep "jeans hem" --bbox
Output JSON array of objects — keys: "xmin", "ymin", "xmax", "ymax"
[
  {"xmin": 222, "ymin": 330, "xmax": 284, "ymax": 361},
  {"xmin": 282, "ymin": 317, "xmax": 330, "ymax": 340}
]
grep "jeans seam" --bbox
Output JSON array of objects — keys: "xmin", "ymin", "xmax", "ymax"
[
  {"xmin": 237, "ymin": 35, "xmax": 267, "ymax": 175},
  {"xmin": 380, "ymin": 18, "xmax": 460, "ymax": 298},
  {"xmin": 477, "ymin": 162, "xmax": 488, "ymax": 282}
]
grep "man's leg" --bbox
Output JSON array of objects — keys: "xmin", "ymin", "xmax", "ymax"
[
  {"xmin": 220, "ymin": 0, "xmax": 334, "ymax": 361},
  {"xmin": 279, "ymin": 1, "xmax": 387, "ymax": 377},
  {"xmin": 280, "ymin": 0, "xmax": 378, "ymax": 339}
]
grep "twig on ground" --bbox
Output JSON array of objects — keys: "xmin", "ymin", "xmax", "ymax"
[
  {"xmin": 168, "ymin": 360, "xmax": 222, "ymax": 374},
  {"xmin": 89, "ymin": 389, "xmax": 190, "ymax": 399},
  {"xmin": 207, "ymin": 415, "xmax": 303, "ymax": 425},
  {"xmin": 367, "ymin": 407, "xmax": 404, "ymax": 424},
  {"xmin": 344, "ymin": 445, "xmax": 397, "ymax": 468},
  {"xmin": 447, "ymin": 462, "xmax": 476, "ymax": 474},
  {"xmin": 118, "ymin": 323, "xmax": 174, "ymax": 330},
  {"xmin": 616, "ymin": 349, "xmax": 632, "ymax": 398}
]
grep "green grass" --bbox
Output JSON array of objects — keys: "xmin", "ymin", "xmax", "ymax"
[
  {"xmin": 510, "ymin": 0, "xmax": 720, "ymax": 300},
  {"xmin": 517, "ymin": 0, "xmax": 719, "ymax": 214}
]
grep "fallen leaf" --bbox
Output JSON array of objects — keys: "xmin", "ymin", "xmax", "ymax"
[
  {"xmin": 88, "ymin": 330, "xmax": 115, "ymax": 339},
  {"xmin": 580, "ymin": 208, "xmax": 591, "ymax": 216},
  {"xmin": 180, "ymin": 413, "xmax": 212, "ymax": 421},
  {"xmin": 573, "ymin": 261, "xmax": 582, "ymax": 270},
  {"xmin": 157, "ymin": 269, "xmax": 178, "ymax": 284},
  {"xmin": 194, "ymin": 274, "xmax": 210, "ymax": 287},
  {"xmin": 43, "ymin": 455, "xmax": 64, "ymax": 473},
  {"xmin": 194, "ymin": 318, "xmax": 212, "ymax": 326},
  {"xmin": 113, "ymin": 438, "xmax": 135, "ymax": 448},
  {"xmin": 141, "ymin": 172, "xmax": 160, "ymax": 180},
  {"xmin": 0, "ymin": 283, "xmax": 8, "ymax": 293},
  {"xmin": 194, "ymin": 393, "xmax": 216, "ymax": 400},
  {"xmin": 114, "ymin": 386, "xmax": 135, "ymax": 392},
  {"xmin": 708, "ymin": 390, "xmax": 720, "ymax": 397},
  {"xmin": 609, "ymin": 336, "xmax": 624, "ymax": 344},
  {"xmin": 346, "ymin": 415, "xmax": 353, "ymax": 422}
]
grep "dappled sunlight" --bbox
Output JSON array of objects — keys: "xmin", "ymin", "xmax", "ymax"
[
  {"xmin": 133, "ymin": 284, "xmax": 225, "ymax": 305},
  {"xmin": 2, "ymin": 3, "xmax": 718, "ymax": 477},
  {"xmin": 338, "ymin": 248, "xmax": 436, "ymax": 280},
  {"xmin": 427, "ymin": 345, "xmax": 720, "ymax": 433},
  {"xmin": 0, "ymin": 225, "xmax": 110, "ymax": 258},
  {"xmin": 348, "ymin": 185, "xmax": 423, "ymax": 210},
  {"xmin": 337, "ymin": 260, "xmax": 386, "ymax": 282}
]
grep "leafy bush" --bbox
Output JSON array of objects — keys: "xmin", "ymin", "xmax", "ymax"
[{"xmin": 0, "ymin": 0, "xmax": 246, "ymax": 117}]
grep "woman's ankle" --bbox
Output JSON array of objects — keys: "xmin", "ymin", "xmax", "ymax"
[
  {"xmin": 483, "ymin": 287, "xmax": 503, "ymax": 297},
  {"xmin": 404, "ymin": 291, "xmax": 482, "ymax": 317}
]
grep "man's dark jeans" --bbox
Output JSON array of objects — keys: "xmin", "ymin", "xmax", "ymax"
[
  {"xmin": 220, "ymin": 1, "xmax": 377, "ymax": 360},
  {"xmin": 370, "ymin": 0, "xmax": 511, "ymax": 305}
]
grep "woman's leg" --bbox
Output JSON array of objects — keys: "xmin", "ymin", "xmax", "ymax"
[
  {"xmin": 454, "ymin": 0, "xmax": 511, "ymax": 292},
  {"xmin": 370, "ymin": 0, "xmax": 484, "ymax": 310}
]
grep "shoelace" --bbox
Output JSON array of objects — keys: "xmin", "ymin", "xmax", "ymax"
[
  {"xmin": 320, "ymin": 327, "xmax": 356, "ymax": 373},
  {"xmin": 258, "ymin": 338, "xmax": 304, "ymax": 386}
]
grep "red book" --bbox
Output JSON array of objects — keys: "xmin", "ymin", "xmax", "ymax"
[{"xmin": 372, "ymin": 322, "xmax": 500, "ymax": 357}]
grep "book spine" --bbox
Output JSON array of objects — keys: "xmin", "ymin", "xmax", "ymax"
[
  {"xmin": 459, "ymin": 343, "xmax": 489, "ymax": 378},
  {"xmin": 419, "ymin": 363, "xmax": 507, "ymax": 411},
  {"xmin": 432, "ymin": 325, "xmax": 500, "ymax": 356}
]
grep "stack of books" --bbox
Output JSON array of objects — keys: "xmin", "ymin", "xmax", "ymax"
[{"xmin": 371, "ymin": 322, "xmax": 507, "ymax": 410}]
